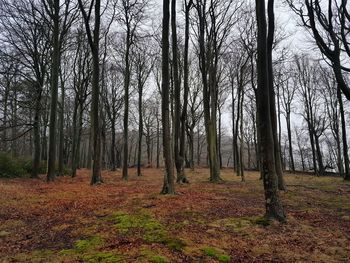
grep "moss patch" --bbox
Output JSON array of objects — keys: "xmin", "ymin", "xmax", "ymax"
[
  {"xmin": 202, "ymin": 246, "xmax": 231, "ymax": 262},
  {"xmin": 75, "ymin": 236, "xmax": 104, "ymax": 252},
  {"xmin": 113, "ymin": 211, "xmax": 186, "ymax": 250},
  {"xmin": 82, "ymin": 252, "xmax": 122, "ymax": 263},
  {"xmin": 141, "ymin": 249, "xmax": 169, "ymax": 263}
]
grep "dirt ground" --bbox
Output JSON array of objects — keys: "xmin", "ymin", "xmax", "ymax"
[{"xmin": 0, "ymin": 168, "xmax": 349, "ymax": 262}]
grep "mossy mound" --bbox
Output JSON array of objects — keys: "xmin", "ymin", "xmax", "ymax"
[
  {"xmin": 202, "ymin": 246, "xmax": 231, "ymax": 262},
  {"xmin": 59, "ymin": 235, "xmax": 121, "ymax": 262},
  {"xmin": 141, "ymin": 249, "xmax": 169, "ymax": 263},
  {"xmin": 113, "ymin": 211, "xmax": 186, "ymax": 250}
]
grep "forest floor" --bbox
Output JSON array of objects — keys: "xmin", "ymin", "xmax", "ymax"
[{"xmin": 0, "ymin": 168, "xmax": 350, "ymax": 263}]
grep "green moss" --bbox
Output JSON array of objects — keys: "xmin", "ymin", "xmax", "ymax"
[
  {"xmin": 113, "ymin": 211, "xmax": 186, "ymax": 250},
  {"xmin": 202, "ymin": 247, "xmax": 231, "ymax": 263},
  {"xmin": 82, "ymin": 252, "xmax": 121, "ymax": 263},
  {"xmin": 0, "ymin": 230, "xmax": 10, "ymax": 237},
  {"xmin": 166, "ymin": 238, "xmax": 187, "ymax": 251},
  {"xmin": 11, "ymin": 249, "xmax": 60, "ymax": 263},
  {"xmin": 75, "ymin": 236, "xmax": 103, "ymax": 252},
  {"xmin": 141, "ymin": 249, "xmax": 169, "ymax": 263},
  {"xmin": 59, "ymin": 236, "xmax": 121, "ymax": 262},
  {"xmin": 253, "ymin": 217, "xmax": 270, "ymax": 226}
]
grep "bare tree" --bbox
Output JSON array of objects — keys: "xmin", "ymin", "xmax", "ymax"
[
  {"xmin": 255, "ymin": 0, "xmax": 285, "ymax": 221},
  {"xmin": 78, "ymin": 0, "xmax": 103, "ymax": 185},
  {"xmin": 161, "ymin": 0, "xmax": 175, "ymax": 194}
]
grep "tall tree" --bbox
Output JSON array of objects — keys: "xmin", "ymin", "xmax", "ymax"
[
  {"xmin": 195, "ymin": 0, "xmax": 238, "ymax": 182},
  {"xmin": 78, "ymin": 0, "xmax": 103, "ymax": 185},
  {"xmin": 288, "ymin": 0, "xmax": 350, "ymax": 100},
  {"xmin": 280, "ymin": 69, "xmax": 297, "ymax": 172},
  {"xmin": 161, "ymin": 0, "xmax": 175, "ymax": 194},
  {"xmin": 255, "ymin": 0, "xmax": 285, "ymax": 221},
  {"xmin": 45, "ymin": 0, "xmax": 76, "ymax": 181},
  {"xmin": 266, "ymin": 0, "xmax": 285, "ymax": 190}
]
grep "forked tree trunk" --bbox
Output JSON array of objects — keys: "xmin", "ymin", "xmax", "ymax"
[{"xmin": 255, "ymin": 0, "xmax": 285, "ymax": 222}]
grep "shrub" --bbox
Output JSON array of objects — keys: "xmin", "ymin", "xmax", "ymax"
[{"xmin": 0, "ymin": 152, "xmax": 26, "ymax": 178}]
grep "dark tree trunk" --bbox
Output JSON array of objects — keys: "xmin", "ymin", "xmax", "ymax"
[
  {"xmin": 255, "ymin": 0, "xmax": 285, "ymax": 221},
  {"xmin": 78, "ymin": 0, "xmax": 103, "ymax": 184},
  {"xmin": 178, "ymin": 0, "xmax": 192, "ymax": 183},
  {"xmin": 286, "ymin": 113, "xmax": 295, "ymax": 171},
  {"xmin": 266, "ymin": 0, "xmax": 285, "ymax": 190},
  {"xmin": 137, "ymin": 82, "xmax": 143, "ymax": 176},
  {"xmin": 314, "ymin": 135, "xmax": 325, "ymax": 175},
  {"xmin": 47, "ymin": 0, "xmax": 61, "ymax": 182},
  {"xmin": 156, "ymin": 112, "xmax": 160, "ymax": 169},
  {"xmin": 31, "ymin": 89, "xmax": 42, "ymax": 179},
  {"xmin": 161, "ymin": 0, "xmax": 175, "ymax": 194},
  {"xmin": 123, "ymin": 42, "xmax": 131, "ymax": 181},
  {"xmin": 338, "ymin": 87, "xmax": 350, "ymax": 180},
  {"xmin": 58, "ymin": 72, "xmax": 65, "ymax": 176},
  {"xmin": 111, "ymin": 122, "xmax": 116, "ymax": 171}
]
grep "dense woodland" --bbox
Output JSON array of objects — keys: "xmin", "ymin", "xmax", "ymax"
[{"xmin": 0, "ymin": 0, "xmax": 350, "ymax": 220}]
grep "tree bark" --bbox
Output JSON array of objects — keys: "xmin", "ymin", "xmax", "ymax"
[
  {"xmin": 47, "ymin": 0, "xmax": 61, "ymax": 182},
  {"xmin": 338, "ymin": 86, "xmax": 350, "ymax": 180},
  {"xmin": 255, "ymin": 0, "xmax": 285, "ymax": 221},
  {"xmin": 161, "ymin": 0, "xmax": 175, "ymax": 194},
  {"xmin": 266, "ymin": 0, "xmax": 285, "ymax": 190}
]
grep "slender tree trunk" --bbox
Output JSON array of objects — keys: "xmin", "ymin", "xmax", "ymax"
[
  {"xmin": 338, "ymin": 87, "xmax": 350, "ymax": 180},
  {"xmin": 197, "ymin": 2, "xmax": 221, "ymax": 183},
  {"xmin": 58, "ymin": 72, "xmax": 65, "ymax": 176},
  {"xmin": 286, "ymin": 113, "xmax": 295, "ymax": 171},
  {"xmin": 256, "ymin": 0, "xmax": 285, "ymax": 221},
  {"xmin": 123, "ymin": 43, "xmax": 131, "ymax": 181},
  {"xmin": 178, "ymin": 0, "xmax": 192, "ymax": 183},
  {"xmin": 308, "ymin": 125, "xmax": 318, "ymax": 174},
  {"xmin": 32, "ymin": 90, "xmax": 42, "ymax": 179},
  {"xmin": 2, "ymin": 88, "xmax": 9, "ymax": 152},
  {"xmin": 47, "ymin": 0, "xmax": 61, "ymax": 182},
  {"xmin": 90, "ymin": 0, "xmax": 102, "ymax": 184},
  {"xmin": 156, "ymin": 113, "xmax": 160, "ymax": 169},
  {"xmin": 315, "ymin": 135, "xmax": 325, "ymax": 175},
  {"xmin": 111, "ymin": 121, "xmax": 116, "ymax": 171},
  {"xmin": 137, "ymin": 83, "xmax": 143, "ymax": 176},
  {"xmin": 239, "ymin": 87, "xmax": 245, "ymax": 181},
  {"xmin": 266, "ymin": 0, "xmax": 285, "ymax": 190},
  {"xmin": 161, "ymin": 0, "xmax": 175, "ymax": 194},
  {"xmin": 218, "ymin": 107, "xmax": 223, "ymax": 169}
]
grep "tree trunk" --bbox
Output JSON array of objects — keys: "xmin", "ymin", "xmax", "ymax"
[
  {"xmin": 266, "ymin": 0, "xmax": 285, "ymax": 190},
  {"xmin": 58, "ymin": 72, "xmax": 65, "ymax": 176},
  {"xmin": 31, "ymin": 89, "xmax": 42, "ymax": 179},
  {"xmin": 314, "ymin": 134, "xmax": 325, "ymax": 175},
  {"xmin": 123, "ymin": 42, "xmax": 131, "ymax": 181},
  {"xmin": 161, "ymin": 0, "xmax": 175, "ymax": 194},
  {"xmin": 137, "ymin": 83, "xmax": 143, "ymax": 176},
  {"xmin": 256, "ymin": 0, "xmax": 285, "ymax": 221},
  {"xmin": 156, "ymin": 113, "xmax": 160, "ymax": 169},
  {"xmin": 197, "ymin": 1, "xmax": 221, "ymax": 183},
  {"xmin": 338, "ymin": 87, "xmax": 350, "ymax": 180},
  {"xmin": 286, "ymin": 113, "xmax": 295, "ymax": 171},
  {"xmin": 111, "ymin": 121, "xmax": 116, "ymax": 171},
  {"xmin": 178, "ymin": 0, "xmax": 192, "ymax": 183},
  {"xmin": 47, "ymin": 0, "xmax": 61, "ymax": 182}
]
